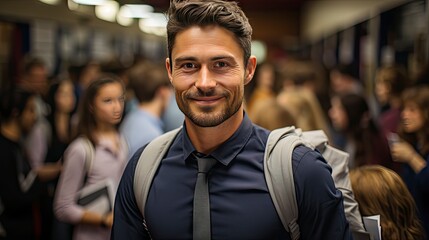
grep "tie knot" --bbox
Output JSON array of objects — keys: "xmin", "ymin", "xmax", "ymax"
[{"xmin": 196, "ymin": 155, "xmax": 217, "ymax": 173}]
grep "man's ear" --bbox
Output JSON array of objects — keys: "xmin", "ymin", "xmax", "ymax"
[
  {"xmin": 165, "ymin": 58, "xmax": 173, "ymax": 84},
  {"xmin": 244, "ymin": 56, "xmax": 257, "ymax": 85}
]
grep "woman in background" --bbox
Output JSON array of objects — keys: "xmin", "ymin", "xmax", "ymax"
[
  {"xmin": 251, "ymin": 99, "xmax": 296, "ymax": 131},
  {"xmin": 391, "ymin": 86, "xmax": 429, "ymax": 236},
  {"xmin": 245, "ymin": 61, "xmax": 277, "ymax": 120},
  {"xmin": 350, "ymin": 165, "xmax": 424, "ymax": 240},
  {"xmin": 374, "ymin": 65, "xmax": 408, "ymax": 134},
  {"xmin": 328, "ymin": 93, "xmax": 393, "ymax": 169},
  {"xmin": 39, "ymin": 79, "xmax": 76, "ymax": 239},
  {"xmin": 54, "ymin": 75, "xmax": 128, "ymax": 240},
  {"xmin": 277, "ymin": 87, "xmax": 332, "ymax": 140}
]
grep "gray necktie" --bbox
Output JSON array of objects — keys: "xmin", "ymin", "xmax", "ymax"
[{"xmin": 193, "ymin": 154, "xmax": 217, "ymax": 240}]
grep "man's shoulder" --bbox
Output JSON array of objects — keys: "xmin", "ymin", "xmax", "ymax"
[{"xmin": 291, "ymin": 145, "xmax": 333, "ymax": 185}]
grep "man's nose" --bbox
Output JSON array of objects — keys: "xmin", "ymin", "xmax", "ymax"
[{"xmin": 195, "ymin": 66, "xmax": 216, "ymax": 90}]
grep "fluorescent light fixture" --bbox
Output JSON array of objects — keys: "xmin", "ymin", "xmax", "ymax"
[
  {"xmin": 117, "ymin": 5, "xmax": 133, "ymax": 26},
  {"xmin": 95, "ymin": 0, "xmax": 119, "ymax": 22},
  {"xmin": 121, "ymin": 4, "xmax": 154, "ymax": 18},
  {"xmin": 68, "ymin": 0, "xmax": 79, "ymax": 10},
  {"xmin": 72, "ymin": 0, "xmax": 107, "ymax": 5},
  {"xmin": 39, "ymin": 0, "xmax": 60, "ymax": 5},
  {"xmin": 139, "ymin": 13, "xmax": 167, "ymax": 36}
]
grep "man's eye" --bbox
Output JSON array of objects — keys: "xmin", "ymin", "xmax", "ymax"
[
  {"xmin": 183, "ymin": 63, "xmax": 195, "ymax": 69},
  {"xmin": 215, "ymin": 62, "xmax": 228, "ymax": 68}
]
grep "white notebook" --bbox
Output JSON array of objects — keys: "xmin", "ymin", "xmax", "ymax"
[{"xmin": 77, "ymin": 179, "xmax": 115, "ymax": 215}]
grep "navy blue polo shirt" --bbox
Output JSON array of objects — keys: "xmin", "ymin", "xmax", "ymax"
[{"xmin": 112, "ymin": 114, "xmax": 351, "ymax": 240}]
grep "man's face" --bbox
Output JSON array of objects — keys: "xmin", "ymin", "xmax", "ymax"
[
  {"xmin": 166, "ymin": 25, "xmax": 255, "ymax": 127},
  {"xmin": 329, "ymin": 96, "xmax": 348, "ymax": 131},
  {"xmin": 25, "ymin": 66, "xmax": 48, "ymax": 94}
]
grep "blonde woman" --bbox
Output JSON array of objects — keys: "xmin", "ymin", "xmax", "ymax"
[
  {"xmin": 277, "ymin": 87, "xmax": 331, "ymax": 140},
  {"xmin": 251, "ymin": 99, "xmax": 296, "ymax": 131},
  {"xmin": 350, "ymin": 165, "xmax": 425, "ymax": 240}
]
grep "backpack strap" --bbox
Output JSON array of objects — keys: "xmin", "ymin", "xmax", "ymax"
[
  {"xmin": 264, "ymin": 126, "xmax": 313, "ymax": 240},
  {"xmin": 134, "ymin": 127, "xmax": 182, "ymax": 217},
  {"xmin": 81, "ymin": 137, "xmax": 94, "ymax": 174},
  {"xmin": 300, "ymin": 130, "xmax": 366, "ymax": 233},
  {"xmin": 80, "ymin": 137, "xmax": 95, "ymax": 185}
]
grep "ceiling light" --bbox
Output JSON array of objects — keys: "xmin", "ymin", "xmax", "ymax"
[
  {"xmin": 95, "ymin": 0, "xmax": 119, "ymax": 22},
  {"xmin": 117, "ymin": 5, "xmax": 133, "ymax": 26},
  {"xmin": 67, "ymin": 0, "xmax": 79, "ymax": 10},
  {"xmin": 139, "ymin": 13, "xmax": 167, "ymax": 36},
  {"xmin": 121, "ymin": 4, "xmax": 154, "ymax": 18},
  {"xmin": 72, "ymin": 0, "xmax": 108, "ymax": 5},
  {"xmin": 39, "ymin": 0, "xmax": 60, "ymax": 5}
]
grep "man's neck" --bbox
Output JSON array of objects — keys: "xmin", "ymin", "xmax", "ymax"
[{"xmin": 185, "ymin": 108, "xmax": 244, "ymax": 154}]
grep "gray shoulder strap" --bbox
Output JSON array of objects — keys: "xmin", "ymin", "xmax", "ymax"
[
  {"xmin": 81, "ymin": 137, "xmax": 95, "ymax": 174},
  {"xmin": 133, "ymin": 127, "xmax": 182, "ymax": 217},
  {"xmin": 301, "ymin": 130, "xmax": 365, "ymax": 232},
  {"xmin": 264, "ymin": 126, "xmax": 308, "ymax": 240}
]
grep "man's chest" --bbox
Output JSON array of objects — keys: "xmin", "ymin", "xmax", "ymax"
[{"xmin": 144, "ymin": 158, "xmax": 288, "ymax": 239}]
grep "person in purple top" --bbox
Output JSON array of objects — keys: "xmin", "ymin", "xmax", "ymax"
[
  {"xmin": 54, "ymin": 75, "xmax": 128, "ymax": 240},
  {"xmin": 112, "ymin": 1, "xmax": 351, "ymax": 239}
]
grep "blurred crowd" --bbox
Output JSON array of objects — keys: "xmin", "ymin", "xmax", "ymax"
[
  {"xmin": 0, "ymin": 55, "xmax": 183, "ymax": 240},
  {"xmin": 246, "ymin": 58, "xmax": 429, "ymax": 239},
  {"xmin": 1, "ymin": 52, "xmax": 429, "ymax": 239}
]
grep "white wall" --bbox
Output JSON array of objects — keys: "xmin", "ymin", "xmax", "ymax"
[
  {"xmin": 301, "ymin": 0, "xmax": 410, "ymax": 42},
  {"xmin": 0, "ymin": 0, "xmax": 142, "ymax": 35}
]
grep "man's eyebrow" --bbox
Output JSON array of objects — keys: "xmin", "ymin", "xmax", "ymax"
[
  {"xmin": 174, "ymin": 55, "xmax": 236, "ymax": 63},
  {"xmin": 174, "ymin": 56, "xmax": 197, "ymax": 64},
  {"xmin": 211, "ymin": 55, "xmax": 236, "ymax": 62}
]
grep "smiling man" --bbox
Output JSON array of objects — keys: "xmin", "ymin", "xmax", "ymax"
[{"xmin": 111, "ymin": 1, "xmax": 351, "ymax": 239}]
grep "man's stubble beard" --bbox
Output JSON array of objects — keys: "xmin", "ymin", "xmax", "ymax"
[{"xmin": 177, "ymin": 92, "xmax": 243, "ymax": 128}]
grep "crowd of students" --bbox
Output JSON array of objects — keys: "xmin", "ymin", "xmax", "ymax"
[
  {"xmin": 1, "ymin": 13, "xmax": 429, "ymax": 240},
  {"xmin": 0, "ymin": 55, "xmax": 183, "ymax": 239},
  {"xmin": 245, "ymin": 58, "xmax": 429, "ymax": 239}
]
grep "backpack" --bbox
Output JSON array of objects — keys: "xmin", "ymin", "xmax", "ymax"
[{"xmin": 133, "ymin": 126, "xmax": 366, "ymax": 239}]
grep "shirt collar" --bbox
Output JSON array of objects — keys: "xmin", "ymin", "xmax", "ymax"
[{"xmin": 181, "ymin": 111, "xmax": 253, "ymax": 166}]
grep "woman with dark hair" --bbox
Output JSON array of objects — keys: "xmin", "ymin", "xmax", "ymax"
[
  {"xmin": 328, "ymin": 93, "xmax": 393, "ymax": 169},
  {"xmin": 54, "ymin": 75, "xmax": 128, "ymax": 240},
  {"xmin": 391, "ymin": 86, "xmax": 429, "ymax": 236},
  {"xmin": 374, "ymin": 65, "xmax": 408, "ymax": 134},
  {"xmin": 0, "ymin": 89, "xmax": 60, "ymax": 239},
  {"xmin": 44, "ymin": 79, "xmax": 76, "ymax": 165},
  {"xmin": 37, "ymin": 79, "xmax": 76, "ymax": 240}
]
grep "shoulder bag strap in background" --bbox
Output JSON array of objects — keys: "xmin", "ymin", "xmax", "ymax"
[{"xmin": 80, "ymin": 137, "xmax": 95, "ymax": 185}]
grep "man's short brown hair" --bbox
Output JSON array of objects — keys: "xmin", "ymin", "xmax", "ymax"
[{"xmin": 166, "ymin": 0, "xmax": 252, "ymax": 70}]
